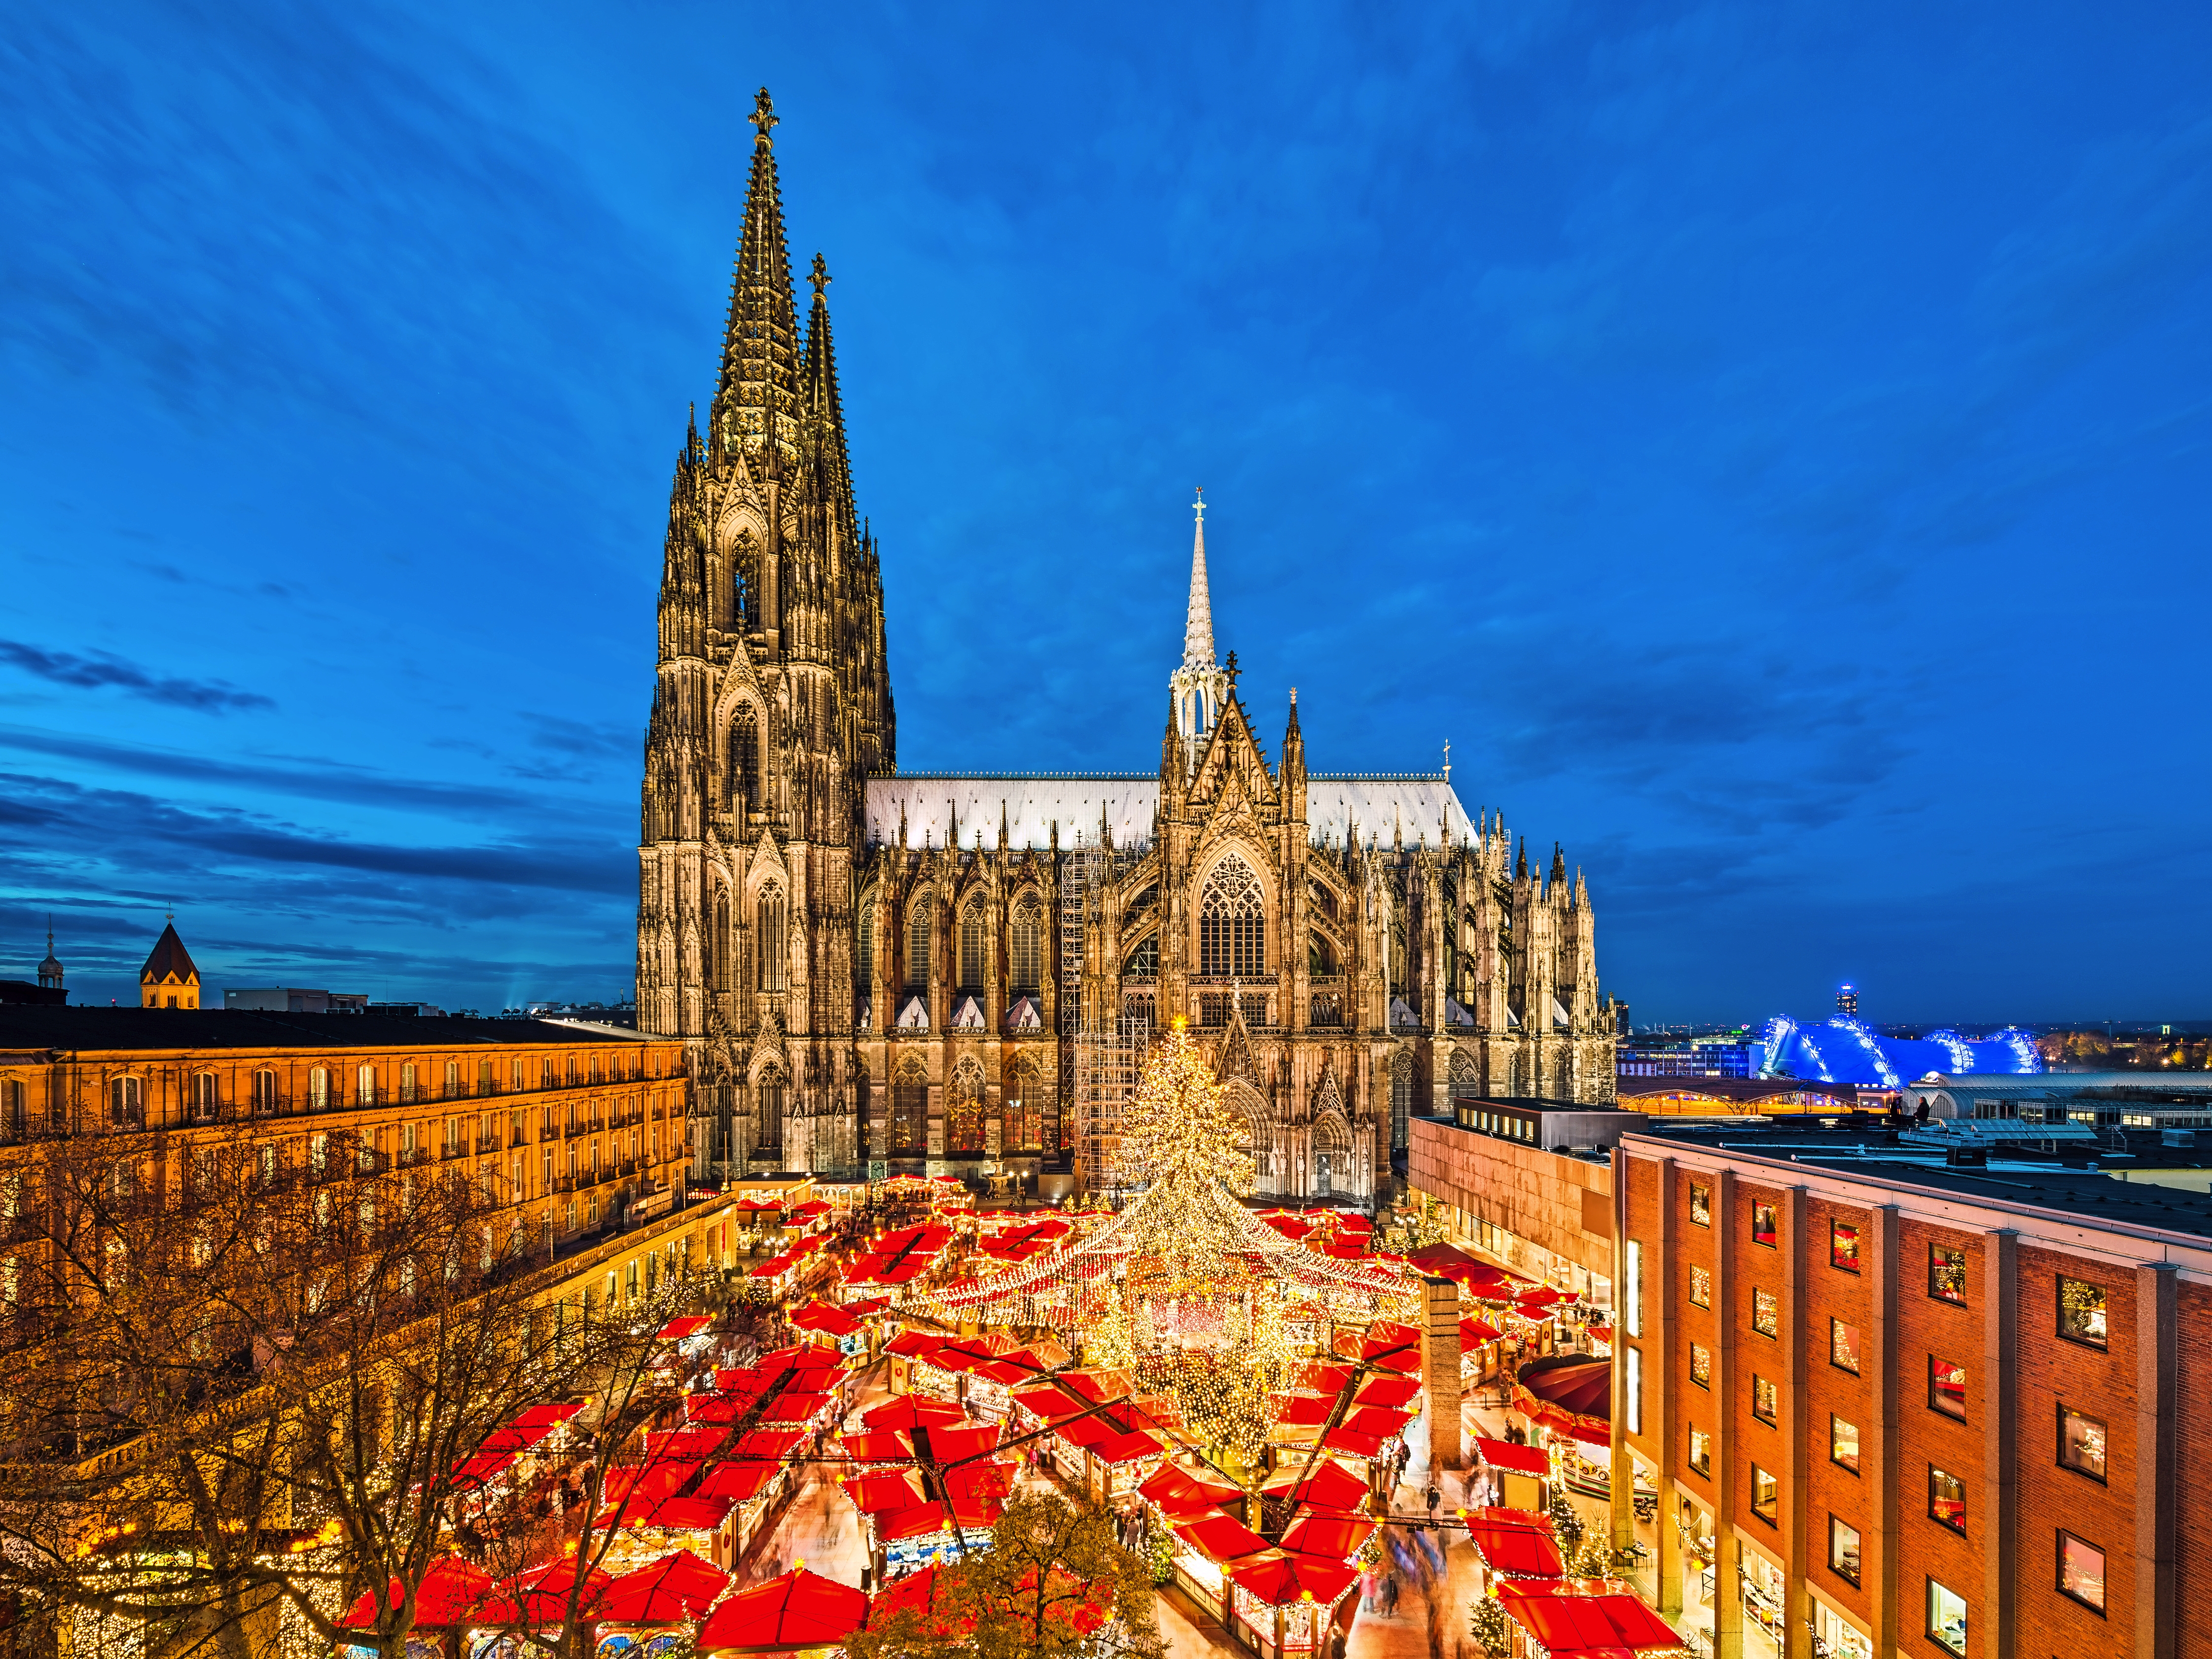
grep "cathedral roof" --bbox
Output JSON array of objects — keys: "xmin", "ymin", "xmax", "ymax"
[{"xmin": 863, "ymin": 774, "xmax": 1473, "ymax": 852}]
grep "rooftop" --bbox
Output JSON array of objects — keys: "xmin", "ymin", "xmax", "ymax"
[
  {"xmin": 0, "ymin": 1007, "xmax": 672, "ymax": 1055},
  {"xmin": 1628, "ymin": 1116, "xmax": 2212, "ymax": 1244}
]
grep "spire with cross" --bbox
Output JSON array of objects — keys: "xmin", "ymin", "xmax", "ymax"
[
  {"xmin": 1167, "ymin": 489, "xmax": 1234, "ymax": 770},
  {"xmin": 750, "ymin": 87, "xmax": 779, "ymax": 144}
]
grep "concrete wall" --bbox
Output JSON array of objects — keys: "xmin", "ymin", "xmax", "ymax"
[{"xmin": 1407, "ymin": 1115, "xmax": 1615, "ymax": 1281}]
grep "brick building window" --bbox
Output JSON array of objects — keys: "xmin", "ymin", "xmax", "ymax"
[
  {"xmin": 1689, "ymin": 1182, "xmax": 1710, "ymax": 1226},
  {"xmin": 1929, "ymin": 1244, "xmax": 1967, "ymax": 1305},
  {"xmin": 1751, "ymin": 1201, "xmax": 1777, "ymax": 1247},
  {"xmin": 1927, "ymin": 1580, "xmax": 1967, "ymax": 1656},
  {"xmin": 1751, "ymin": 1289, "xmax": 1778, "ymax": 1337},
  {"xmin": 1929, "ymin": 1357, "xmax": 1967, "ymax": 1420},
  {"xmin": 1624, "ymin": 1240, "xmax": 1642, "ymax": 1337},
  {"xmin": 1829, "ymin": 1516, "xmax": 1861, "ymax": 1585},
  {"xmin": 1690, "ymin": 1343, "xmax": 1711, "ymax": 1388},
  {"xmin": 1751, "ymin": 1374, "xmax": 1777, "ymax": 1424},
  {"xmin": 1928, "ymin": 1466, "xmax": 1966, "ymax": 1532},
  {"xmin": 2057, "ymin": 1532, "xmax": 2106, "ymax": 1615},
  {"xmin": 1687, "ymin": 1427, "xmax": 1711, "ymax": 1476},
  {"xmin": 1689, "ymin": 1265, "xmax": 1711, "ymax": 1308},
  {"xmin": 2058, "ymin": 1277, "xmax": 2107, "ymax": 1349},
  {"xmin": 1625, "ymin": 1346, "xmax": 1642, "ymax": 1435},
  {"xmin": 1831, "ymin": 1319, "xmax": 1861, "ymax": 1373},
  {"xmin": 1749, "ymin": 1465, "xmax": 1778, "ymax": 1524},
  {"xmin": 1830, "ymin": 1221, "xmax": 1859, "ymax": 1271},
  {"xmin": 1830, "ymin": 1415, "xmax": 1859, "ymax": 1474},
  {"xmin": 2058, "ymin": 1405, "xmax": 2106, "ymax": 1481}
]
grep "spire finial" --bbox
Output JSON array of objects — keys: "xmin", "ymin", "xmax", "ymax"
[
  {"xmin": 750, "ymin": 88, "xmax": 779, "ymax": 145},
  {"xmin": 809, "ymin": 252, "xmax": 830, "ymax": 298},
  {"xmin": 1442, "ymin": 739, "xmax": 1451, "ymax": 785},
  {"xmin": 1193, "ymin": 484, "xmax": 1205, "ymax": 522}
]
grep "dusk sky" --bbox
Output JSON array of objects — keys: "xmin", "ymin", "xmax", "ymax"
[{"xmin": 3, "ymin": 2, "xmax": 2208, "ymax": 1023}]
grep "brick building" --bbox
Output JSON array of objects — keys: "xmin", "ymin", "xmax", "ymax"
[
  {"xmin": 1611, "ymin": 1118, "xmax": 2208, "ymax": 1659},
  {"xmin": 0, "ymin": 1006, "xmax": 695, "ymax": 1261}
]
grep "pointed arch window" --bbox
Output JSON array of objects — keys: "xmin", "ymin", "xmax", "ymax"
[
  {"xmin": 892, "ymin": 1062, "xmax": 928, "ymax": 1154},
  {"xmin": 729, "ymin": 707, "xmax": 760, "ymax": 818},
  {"xmin": 756, "ymin": 886, "xmax": 787, "ymax": 993},
  {"xmin": 755, "ymin": 1072, "xmax": 784, "ymax": 1157},
  {"xmin": 949, "ymin": 1060, "xmax": 985, "ymax": 1154},
  {"xmin": 856, "ymin": 902, "xmax": 876, "ymax": 986},
  {"xmin": 1200, "ymin": 856, "xmax": 1265, "ymax": 978},
  {"xmin": 1391, "ymin": 1051, "xmax": 1414, "ymax": 1153},
  {"xmin": 1010, "ymin": 895, "xmax": 1043, "ymax": 994},
  {"xmin": 1006, "ymin": 1054, "xmax": 1041, "ymax": 1153},
  {"xmin": 906, "ymin": 894, "xmax": 932, "ymax": 991},
  {"xmin": 1123, "ymin": 933, "xmax": 1158, "ymax": 982},
  {"xmin": 959, "ymin": 900, "xmax": 987, "ymax": 992}
]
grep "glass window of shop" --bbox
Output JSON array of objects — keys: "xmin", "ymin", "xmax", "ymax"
[
  {"xmin": 1741, "ymin": 1550, "xmax": 1786, "ymax": 1651},
  {"xmin": 1815, "ymin": 1599, "xmax": 1874, "ymax": 1659},
  {"xmin": 1677, "ymin": 1499, "xmax": 1716, "ymax": 1654},
  {"xmin": 1830, "ymin": 1220, "xmax": 1859, "ymax": 1271},
  {"xmin": 1927, "ymin": 1580, "xmax": 1967, "ymax": 1656}
]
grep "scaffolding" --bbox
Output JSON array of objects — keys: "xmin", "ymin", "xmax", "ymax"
[{"xmin": 1059, "ymin": 833, "xmax": 1147, "ymax": 1190}]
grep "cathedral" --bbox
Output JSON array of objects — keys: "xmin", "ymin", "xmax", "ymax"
[{"xmin": 636, "ymin": 92, "xmax": 1619, "ymax": 1205}]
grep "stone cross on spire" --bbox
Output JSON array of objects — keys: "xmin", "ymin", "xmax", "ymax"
[{"xmin": 750, "ymin": 88, "xmax": 779, "ymax": 144}]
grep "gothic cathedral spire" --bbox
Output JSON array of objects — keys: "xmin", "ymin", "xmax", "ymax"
[
  {"xmin": 714, "ymin": 89, "xmax": 803, "ymax": 466},
  {"xmin": 1169, "ymin": 489, "xmax": 1231, "ymax": 760}
]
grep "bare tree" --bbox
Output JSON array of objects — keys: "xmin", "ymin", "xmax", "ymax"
[{"xmin": 0, "ymin": 1119, "xmax": 701, "ymax": 1659}]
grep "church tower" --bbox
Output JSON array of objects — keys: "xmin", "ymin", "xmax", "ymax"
[
  {"xmin": 638, "ymin": 90, "xmax": 893, "ymax": 1181},
  {"xmin": 1168, "ymin": 491, "xmax": 1231, "ymax": 762}
]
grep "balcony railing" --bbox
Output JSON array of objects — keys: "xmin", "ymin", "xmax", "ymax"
[{"xmin": 1190, "ymin": 978, "xmax": 1276, "ymax": 1028}]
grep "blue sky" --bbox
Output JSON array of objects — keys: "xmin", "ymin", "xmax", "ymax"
[{"xmin": 2, "ymin": 1, "xmax": 2208, "ymax": 1022}]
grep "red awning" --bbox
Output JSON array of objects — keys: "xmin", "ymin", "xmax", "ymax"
[
  {"xmin": 1141, "ymin": 1462, "xmax": 1244, "ymax": 1519},
  {"xmin": 1475, "ymin": 1438, "xmax": 1551, "ymax": 1477},
  {"xmin": 339, "ymin": 1558, "xmax": 491, "ymax": 1630},
  {"xmin": 1277, "ymin": 1510, "xmax": 1376, "ymax": 1560},
  {"xmin": 1517, "ymin": 1355, "xmax": 1611, "ymax": 1419},
  {"xmin": 695, "ymin": 1461, "xmax": 777, "ymax": 1505},
  {"xmin": 1174, "ymin": 1514, "xmax": 1272, "ymax": 1563},
  {"xmin": 1465, "ymin": 1513, "xmax": 1566, "ymax": 1579},
  {"xmin": 1259, "ymin": 1458, "xmax": 1368, "ymax": 1513},
  {"xmin": 788, "ymin": 1301, "xmax": 864, "ymax": 1337},
  {"xmin": 595, "ymin": 1549, "xmax": 729, "ymax": 1623},
  {"xmin": 659, "ymin": 1315, "xmax": 714, "ymax": 1340},
  {"xmin": 863, "ymin": 1396, "xmax": 968, "ymax": 1432},
  {"xmin": 839, "ymin": 1430, "xmax": 918, "ymax": 1464},
  {"xmin": 1497, "ymin": 1582, "xmax": 1688, "ymax": 1653},
  {"xmin": 1352, "ymin": 1374, "xmax": 1422, "ymax": 1408},
  {"xmin": 475, "ymin": 1558, "xmax": 610, "ymax": 1626},
  {"xmin": 696, "ymin": 1568, "xmax": 871, "ymax": 1654},
  {"xmin": 1228, "ymin": 1551, "xmax": 1358, "ymax": 1608},
  {"xmin": 1459, "ymin": 1314, "xmax": 1504, "ymax": 1345},
  {"xmin": 841, "ymin": 1469, "xmax": 929, "ymax": 1515},
  {"xmin": 510, "ymin": 1401, "xmax": 586, "ymax": 1428}
]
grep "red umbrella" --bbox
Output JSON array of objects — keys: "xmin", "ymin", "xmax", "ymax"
[
  {"xmin": 339, "ymin": 1557, "xmax": 492, "ymax": 1630},
  {"xmin": 862, "ymin": 1397, "xmax": 968, "ymax": 1432},
  {"xmin": 479, "ymin": 1558, "xmax": 613, "ymax": 1626},
  {"xmin": 695, "ymin": 1568, "xmax": 870, "ymax": 1655},
  {"xmin": 595, "ymin": 1550, "xmax": 730, "ymax": 1623},
  {"xmin": 1259, "ymin": 1458, "xmax": 1368, "ymax": 1513},
  {"xmin": 1516, "ymin": 1354, "xmax": 1610, "ymax": 1419},
  {"xmin": 1228, "ymin": 1552, "xmax": 1358, "ymax": 1607}
]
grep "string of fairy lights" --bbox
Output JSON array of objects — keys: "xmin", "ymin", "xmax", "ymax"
[{"xmin": 917, "ymin": 1023, "xmax": 1421, "ymax": 1464}]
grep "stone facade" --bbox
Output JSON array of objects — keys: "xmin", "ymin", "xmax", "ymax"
[{"xmin": 638, "ymin": 94, "xmax": 1619, "ymax": 1199}]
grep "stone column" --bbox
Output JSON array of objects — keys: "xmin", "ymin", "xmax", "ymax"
[
  {"xmin": 1981, "ymin": 1228, "xmax": 2017, "ymax": 1659},
  {"xmin": 1423, "ymin": 1274, "xmax": 1464, "ymax": 1473}
]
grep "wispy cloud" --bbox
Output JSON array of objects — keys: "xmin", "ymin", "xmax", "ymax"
[{"xmin": 0, "ymin": 641, "xmax": 275, "ymax": 713}]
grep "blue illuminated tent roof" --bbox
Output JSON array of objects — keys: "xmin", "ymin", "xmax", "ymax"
[{"xmin": 1756, "ymin": 1017, "xmax": 2041, "ymax": 1087}]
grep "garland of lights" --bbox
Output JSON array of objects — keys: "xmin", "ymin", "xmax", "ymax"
[{"xmin": 919, "ymin": 1024, "xmax": 1417, "ymax": 1462}]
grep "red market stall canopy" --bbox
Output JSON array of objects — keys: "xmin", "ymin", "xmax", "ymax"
[
  {"xmin": 340, "ymin": 1558, "xmax": 492, "ymax": 1630},
  {"xmin": 1141, "ymin": 1462, "xmax": 1244, "ymax": 1519},
  {"xmin": 1460, "ymin": 1315, "xmax": 1504, "ymax": 1345},
  {"xmin": 1229, "ymin": 1551, "xmax": 1359, "ymax": 1608},
  {"xmin": 450, "ymin": 1452, "xmax": 515, "ymax": 1491},
  {"xmin": 1278, "ymin": 1510, "xmax": 1376, "ymax": 1559},
  {"xmin": 1352, "ymin": 1374, "xmax": 1423, "ymax": 1408},
  {"xmin": 787, "ymin": 1300, "xmax": 864, "ymax": 1337},
  {"xmin": 511, "ymin": 1401, "xmax": 586, "ymax": 1429},
  {"xmin": 863, "ymin": 1397, "xmax": 968, "ymax": 1432},
  {"xmin": 1464, "ymin": 1511, "xmax": 1567, "ymax": 1580},
  {"xmin": 1259, "ymin": 1458, "xmax": 1368, "ymax": 1513},
  {"xmin": 603, "ymin": 1461, "xmax": 696, "ymax": 1507},
  {"xmin": 645, "ymin": 1426, "xmax": 729, "ymax": 1463},
  {"xmin": 875, "ymin": 1497, "xmax": 1006, "ymax": 1541},
  {"xmin": 840, "ymin": 1469, "xmax": 929, "ymax": 1515},
  {"xmin": 1496, "ymin": 1581, "xmax": 1691, "ymax": 1657},
  {"xmin": 596, "ymin": 1549, "xmax": 730, "ymax": 1623},
  {"xmin": 696, "ymin": 1567, "xmax": 871, "ymax": 1655},
  {"xmin": 1175, "ymin": 1514, "xmax": 1272, "ymax": 1564},
  {"xmin": 1516, "ymin": 1287, "xmax": 1577, "ymax": 1315},
  {"xmin": 1332, "ymin": 1323, "xmax": 1422, "ymax": 1375},
  {"xmin": 1515, "ymin": 1355, "xmax": 1612, "ymax": 1445},
  {"xmin": 659, "ymin": 1315, "xmax": 714, "ymax": 1340},
  {"xmin": 695, "ymin": 1461, "xmax": 777, "ymax": 1504},
  {"xmin": 1475, "ymin": 1439, "xmax": 1551, "ymax": 1478},
  {"xmin": 479, "ymin": 1558, "xmax": 613, "ymax": 1625}
]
